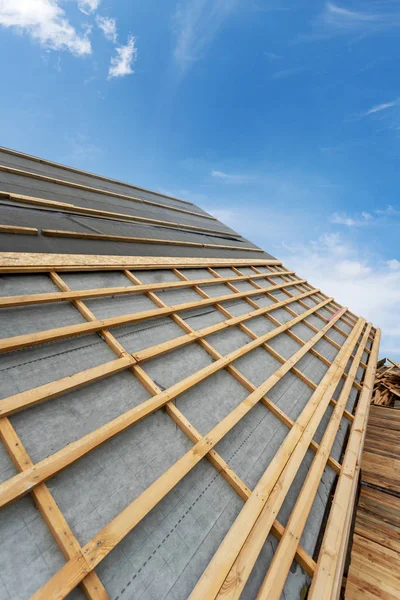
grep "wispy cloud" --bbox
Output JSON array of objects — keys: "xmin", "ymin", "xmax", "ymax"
[
  {"xmin": 331, "ymin": 205, "xmax": 400, "ymax": 227},
  {"xmin": 108, "ymin": 35, "xmax": 137, "ymax": 78},
  {"xmin": 305, "ymin": 1, "xmax": 400, "ymax": 41},
  {"xmin": 173, "ymin": 0, "xmax": 239, "ymax": 71},
  {"xmin": 331, "ymin": 211, "xmax": 372, "ymax": 227},
  {"xmin": 0, "ymin": 0, "xmax": 92, "ymax": 56},
  {"xmin": 211, "ymin": 169, "xmax": 255, "ymax": 184},
  {"xmin": 271, "ymin": 66, "xmax": 307, "ymax": 79},
  {"xmin": 96, "ymin": 15, "xmax": 117, "ymax": 43},
  {"xmin": 280, "ymin": 232, "xmax": 400, "ymax": 358},
  {"xmin": 77, "ymin": 0, "xmax": 101, "ymax": 15},
  {"xmin": 361, "ymin": 100, "xmax": 399, "ymax": 117}
]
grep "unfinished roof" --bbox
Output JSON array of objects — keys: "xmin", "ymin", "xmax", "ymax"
[{"xmin": 0, "ymin": 147, "xmax": 380, "ymax": 600}]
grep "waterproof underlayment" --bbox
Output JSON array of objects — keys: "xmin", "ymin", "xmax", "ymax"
[{"xmin": 0, "ymin": 148, "xmax": 380, "ymax": 600}]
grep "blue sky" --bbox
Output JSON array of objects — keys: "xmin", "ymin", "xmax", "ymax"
[{"xmin": 0, "ymin": 1, "xmax": 399, "ymax": 358}]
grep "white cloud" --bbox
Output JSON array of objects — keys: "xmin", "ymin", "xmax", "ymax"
[
  {"xmin": 331, "ymin": 211, "xmax": 373, "ymax": 227},
  {"xmin": 387, "ymin": 259, "xmax": 400, "ymax": 271},
  {"xmin": 96, "ymin": 15, "xmax": 117, "ymax": 42},
  {"xmin": 361, "ymin": 100, "xmax": 399, "ymax": 117},
  {"xmin": 173, "ymin": 0, "xmax": 239, "ymax": 71},
  {"xmin": 307, "ymin": 2, "xmax": 400, "ymax": 41},
  {"xmin": 323, "ymin": 2, "xmax": 382, "ymax": 28},
  {"xmin": 77, "ymin": 0, "xmax": 100, "ymax": 15},
  {"xmin": 108, "ymin": 35, "xmax": 137, "ymax": 78},
  {"xmin": 279, "ymin": 232, "xmax": 400, "ymax": 359},
  {"xmin": 0, "ymin": 0, "xmax": 92, "ymax": 55},
  {"xmin": 211, "ymin": 169, "xmax": 254, "ymax": 184}
]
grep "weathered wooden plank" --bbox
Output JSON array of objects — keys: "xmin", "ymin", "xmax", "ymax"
[{"xmin": 309, "ymin": 329, "xmax": 381, "ymax": 600}]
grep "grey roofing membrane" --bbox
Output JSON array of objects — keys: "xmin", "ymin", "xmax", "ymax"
[
  {"xmin": 0, "ymin": 147, "xmax": 273, "ymax": 260},
  {"xmin": 0, "ymin": 149, "xmax": 366, "ymax": 599}
]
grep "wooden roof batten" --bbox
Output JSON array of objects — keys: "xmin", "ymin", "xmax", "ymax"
[
  {"xmin": 0, "ymin": 252, "xmax": 379, "ymax": 600},
  {"xmin": 0, "ymin": 149, "xmax": 381, "ymax": 600}
]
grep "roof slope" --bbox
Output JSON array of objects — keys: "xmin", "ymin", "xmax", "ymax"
[
  {"xmin": 0, "ymin": 148, "xmax": 380, "ymax": 600},
  {"xmin": 0, "ymin": 146, "xmax": 271, "ymax": 260}
]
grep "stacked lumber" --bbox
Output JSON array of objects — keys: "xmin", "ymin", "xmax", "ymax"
[{"xmin": 371, "ymin": 358, "xmax": 400, "ymax": 407}]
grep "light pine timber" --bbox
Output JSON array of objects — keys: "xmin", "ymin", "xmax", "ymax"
[
  {"xmin": 0, "ymin": 224, "xmax": 38, "ymax": 235},
  {"xmin": 0, "ymin": 270, "xmax": 295, "ymax": 308},
  {"xmin": 211, "ymin": 321, "xmax": 367, "ymax": 600},
  {"xmin": 0, "ymin": 298, "xmax": 333, "ymax": 509},
  {"xmin": 0, "ymin": 419, "xmax": 109, "ymax": 600},
  {"xmin": 95, "ymin": 269, "xmax": 316, "ymax": 579},
  {"xmin": 188, "ymin": 317, "xmax": 364, "ymax": 600},
  {"xmin": 0, "ymin": 279, "xmax": 307, "ymax": 354},
  {"xmin": 132, "ymin": 269, "xmax": 339, "ymax": 477},
  {"xmin": 132, "ymin": 364, "xmax": 316, "ymax": 578},
  {"xmin": 125, "ymin": 270, "xmax": 332, "ymax": 561},
  {"xmin": 248, "ymin": 265, "xmax": 353, "ymax": 361},
  {"xmin": 308, "ymin": 329, "xmax": 381, "ymax": 600},
  {"xmin": 0, "ymin": 163, "xmax": 218, "ymax": 220},
  {"xmin": 42, "ymin": 228, "xmax": 264, "ymax": 253},
  {"xmin": 0, "ymin": 289, "xmax": 316, "ymax": 418},
  {"xmin": 6, "ymin": 191, "xmax": 234, "ymax": 236},
  {"xmin": 206, "ymin": 267, "xmax": 356, "ymax": 421},
  {"xmin": 0, "ymin": 252, "xmax": 282, "ymax": 272},
  {"xmin": 29, "ymin": 301, "xmax": 347, "ymax": 600},
  {"xmin": 255, "ymin": 323, "xmax": 372, "ymax": 600}
]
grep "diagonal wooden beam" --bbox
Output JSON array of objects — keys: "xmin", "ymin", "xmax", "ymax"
[
  {"xmin": 131, "ymin": 365, "xmax": 316, "ymax": 577},
  {"xmin": 0, "ymin": 289, "xmax": 317, "ymax": 418},
  {"xmin": 0, "ymin": 279, "xmax": 308, "ymax": 354},
  {"xmin": 0, "ymin": 418, "xmax": 109, "ymax": 600},
  {"xmin": 0, "ymin": 298, "xmax": 335, "ymax": 510},
  {"xmin": 188, "ymin": 317, "xmax": 365, "ymax": 600},
  {"xmin": 0, "ymin": 270, "xmax": 295, "ymax": 308},
  {"xmin": 29, "ymin": 303, "xmax": 349, "ymax": 600},
  {"xmin": 252, "ymin": 324, "xmax": 373, "ymax": 600},
  {"xmin": 172, "ymin": 268, "xmax": 343, "ymax": 473}
]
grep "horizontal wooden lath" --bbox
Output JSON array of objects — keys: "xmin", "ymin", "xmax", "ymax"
[
  {"xmin": 0, "ymin": 269, "xmax": 295, "ymax": 308},
  {"xmin": 0, "ymin": 163, "xmax": 217, "ymax": 220},
  {"xmin": 3, "ymin": 191, "xmax": 237, "ymax": 237},
  {"xmin": 0, "ymin": 145, "xmax": 194, "ymax": 206},
  {"xmin": 41, "ymin": 228, "xmax": 264, "ymax": 252},
  {"xmin": 0, "ymin": 252, "xmax": 379, "ymax": 600},
  {"xmin": 0, "ymin": 224, "xmax": 38, "ymax": 235},
  {"xmin": 0, "ymin": 252, "xmax": 281, "ymax": 272}
]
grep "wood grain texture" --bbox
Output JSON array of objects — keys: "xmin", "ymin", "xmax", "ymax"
[
  {"xmin": 0, "ymin": 252, "xmax": 281, "ymax": 272},
  {"xmin": 0, "ymin": 224, "xmax": 38, "ymax": 235}
]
